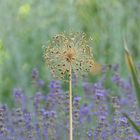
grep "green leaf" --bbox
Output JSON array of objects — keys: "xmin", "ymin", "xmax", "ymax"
[
  {"xmin": 123, "ymin": 113, "xmax": 140, "ymax": 134},
  {"xmin": 124, "ymin": 40, "xmax": 140, "ymax": 109}
]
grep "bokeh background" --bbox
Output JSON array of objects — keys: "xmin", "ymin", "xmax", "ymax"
[{"xmin": 0, "ymin": 0, "xmax": 140, "ymax": 105}]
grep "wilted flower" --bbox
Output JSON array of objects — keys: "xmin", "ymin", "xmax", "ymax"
[{"xmin": 43, "ymin": 32, "xmax": 94, "ymax": 80}]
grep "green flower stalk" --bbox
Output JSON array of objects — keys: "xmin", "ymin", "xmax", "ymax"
[{"xmin": 43, "ymin": 32, "xmax": 94, "ymax": 140}]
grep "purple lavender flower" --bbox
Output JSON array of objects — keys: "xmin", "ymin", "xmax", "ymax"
[
  {"xmin": 86, "ymin": 129, "xmax": 93, "ymax": 140},
  {"xmin": 73, "ymin": 96, "xmax": 81, "ymax": 106},
  {"xmin": 13, "ymin": 88, "xmax": 27, "ymax": 109},
  {"xmin": 37, "ymin": 79, "xmax": 45, "ymax": 88},
  {"xmin": 1, "ymin": 65, "xmax": 140, "ymax": 139},
  {"xmin": 48, "ymin": 80, "xmax": 62, "ymax": 94},
  {"xmin": 33, "ymin": 92, "xmax": 45, "ymax": 110},
  {"xmin": 32, "ymin": 68, "xmax": 39, "ymax": 80},
  {"xmin": 82, "ymin": 82, "xmax": 93, "ymax": 98},
  {"xmin": 13, "ymin": 88, "xmax": 23, "ymax": 102},
  {"xmin": 111, "ymin": 73, "xmax": 133, "ymax": 93},
  {"xmin": 79, "ymin": 103, "xmax": 92, "ymax": 123}
]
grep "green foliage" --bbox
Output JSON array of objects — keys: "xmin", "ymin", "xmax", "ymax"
[
  {"xmin": 0, "ymin": 0, "xmax": 140, "ymax": 104},
  {"xmin": 124, "ymin": 43, "xmax": 140, "ymax": 108},
  {"xmin": 0, "ymin": 40, "xmax": 9, "ymax": 64},
  {"xmin": 123, "ymin": 113, "xmax": 140, "ymax": 134},
  {"xmin": 124, "ymin": 44, "xmax": 140, "ymax": 134}
]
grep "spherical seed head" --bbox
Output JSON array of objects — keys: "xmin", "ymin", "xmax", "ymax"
[{"xmin": 43, "ymin": 32, "xmax": 94, "ymax": 80}]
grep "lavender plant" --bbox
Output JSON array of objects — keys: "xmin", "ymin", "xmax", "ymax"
[{"xmin": 0, "ymin": 65, "xmax": 140, "ymax": 139}]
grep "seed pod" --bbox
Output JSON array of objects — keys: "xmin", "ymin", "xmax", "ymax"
[{"xmin": 43, "ymin": 32, "xmax": 95, "ymax": 80}]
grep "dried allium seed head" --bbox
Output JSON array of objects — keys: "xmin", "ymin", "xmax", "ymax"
[
  {"xmin": 43, "ymin": 32, "xmax": 94, "ymax": 80},
  {"xmin": 89, "ymin": 62, "xmax": 102, "ymax": 75}
]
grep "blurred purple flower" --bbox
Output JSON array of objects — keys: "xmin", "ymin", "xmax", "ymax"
[
  {"xmin": 79, "ymin": 103, "xmax": 92, "ymax": 123},
  {"xmin": 32, "ymin": 68, "xmax": 39, "ymax": 80},
  {"xmin": 0, "ymin": 66, "xmax": 140, "ymax": 139},
  {"xmin": 37, "ymin": 79, "xmax": 45, "ymax": 87},
  {"xmin": 48, "ymin": 80, "xmax": 62, "ymax": 94},
  {"xmin": 73, "ymin": 96, "xmax": 81, "ymax": 106},
  {"xmin": 13, "ymin": 88, "xmax": 23, "ymax": 101},
  {"xmin": 82, "ymin": 82, "xmax": 93, "ymax": 97}
]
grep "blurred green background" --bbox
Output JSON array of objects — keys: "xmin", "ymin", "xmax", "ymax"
[{"xmin": 0, "ymin": 0, "xmax": 140, "ymax": 105}]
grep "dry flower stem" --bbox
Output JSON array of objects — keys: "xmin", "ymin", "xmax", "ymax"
[
  {"xmin": 43, "ymin": 32, "xmax": 95, "ymax": 140},
  {"xmin": 69, "ymin": 64, "xmax": 73, "ymax": 140}
]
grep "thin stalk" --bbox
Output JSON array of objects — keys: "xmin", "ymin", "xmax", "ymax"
[{"xmin": 69, "ymin": 64, "xmax": 73, "ymax": 140}]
